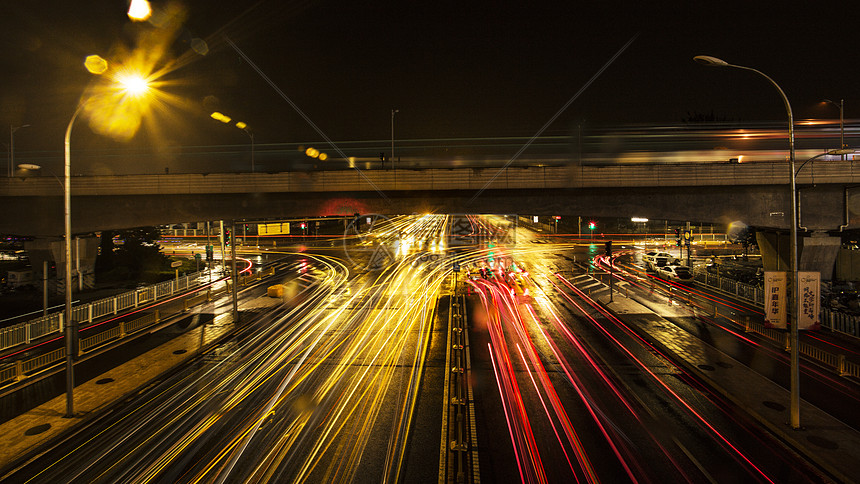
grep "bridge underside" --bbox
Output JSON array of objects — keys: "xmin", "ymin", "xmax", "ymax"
[{"xmin": 2, "ymin": 184, "xmax": 852, "ymax": 237}]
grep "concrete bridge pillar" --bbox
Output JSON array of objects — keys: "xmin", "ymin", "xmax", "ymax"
[
  {"xmin": 756, "ymin": 231, "xmax": 789, "ymax": 273},
  {"xmin": 756, "ymin": 230, "xmax": 841, "ymax": 280},
  {"xmin": 800, "ymin": 232, "xmax": 841, "ymax": 280}
]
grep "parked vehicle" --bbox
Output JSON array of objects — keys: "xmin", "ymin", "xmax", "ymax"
[
  {"xmin": 657, "ymin": 265, "xmax": 694, "ymax": 283},
  {"xmin": 643, "ymin": 251, "xmax": 677, "ymax": 271}
]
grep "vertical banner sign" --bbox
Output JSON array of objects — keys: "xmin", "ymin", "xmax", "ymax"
[
  {"xmin": 764, "ymin": 271, "xmax": 787, "ymax": 329},
  {"xmin": 798, "ymin": 271, "xmax": 821, "ymax": 330}
]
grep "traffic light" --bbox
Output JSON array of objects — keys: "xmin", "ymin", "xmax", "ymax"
[
  {"xmin": 225, "ymin": 230, "xmax": 231, "ymax": 244},
  {"xmin": 300, "ymin": 222, "xmax": 306, "ymax": 230},
  {"xmin": 205, "ymin": 244, "xmax": 214, "ymax": 261},
  {"xmin": 588, "ymin": 221, "xmax": 596, "ymax": 230},
  {"xmin": 605, "ymin": 240, "xmax": 612, "ymax": 257}
]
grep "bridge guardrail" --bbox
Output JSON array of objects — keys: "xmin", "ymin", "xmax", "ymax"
[
  {"xmin": 6, "ymin": 162, "xmax": 860, "ymax": 198},
  {"xmin": 0, "ymin": 271, "xmax": 210, "ymax": 353},
  {"xmin": 0, "ymin": 276, "xmax": 251, "ymax": 387}
]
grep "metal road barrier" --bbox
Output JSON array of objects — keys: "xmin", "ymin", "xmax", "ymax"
[
  {"xmin": 822, "ymin": 307, "xmax": 860, "ymax": 338},
  {"xmin": 0, "ymin": 270, "xmax": 210, "ymax": 353},
  {"xmin": 440, "ymin": 282, "xmax": 480, "ymax": 484},
  {"xmin": 125, "ymin": 311, "xmax": 160, "ymax": 334},
  {"xmin": 693, "ymin": 269, "xmax": 764, "ymax": 306},
  {"xmin": 741, "ymin": 316, "xmax": 860, "ymax": 380}
]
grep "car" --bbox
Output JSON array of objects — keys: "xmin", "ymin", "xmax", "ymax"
[
  {"xmin": 643, "ymin": 251, "xmax": 677, "ymax": 271},
  {"xmin": 657, "ymin": 265, "xmax": 694, "ymax": 283}
]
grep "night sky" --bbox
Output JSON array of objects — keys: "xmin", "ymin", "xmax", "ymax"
[{"xmin": 2, "ymin": 1, "xmax": 857, "ymax": 158}]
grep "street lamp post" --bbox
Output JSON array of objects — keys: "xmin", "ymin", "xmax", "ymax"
[
  {"xmin": 391, "ymin": 109, "xmax": 399, "ymax": 169},
  {"xmin": 62, "ymin": 68, "xmax": 150, "ymax": 418},
  {"xmin": 9, "ymin": 124, "xmax": 30, "ymax": 177},
  {"xmin": 823, "ymin": 99, "xmax": 845, "ymax": 159},
  {"xmin": 694, "ymin": 55, "xmax": 802, "ymax": 429},
  {"xmin": 63, "ymin": 103, "xmax": 86, "ymax": 417}
]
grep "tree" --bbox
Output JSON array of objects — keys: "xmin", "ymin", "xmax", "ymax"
[
  {"xmin": 99, "ymin": 227, "xmax": 170, "ymax": 282},
  {"xmin": 728, "ymin": 224, "xmax": 757, "ymax": 259}
]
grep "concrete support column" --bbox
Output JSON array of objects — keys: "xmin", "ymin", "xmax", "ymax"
[{"xmin": 757, "ymin": 230, "xmax": 790, "ymax": 272}]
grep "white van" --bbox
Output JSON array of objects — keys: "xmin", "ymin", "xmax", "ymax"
[{"xmin": 642, "ymin": 251, "xmax": 677, "ymax": 271}]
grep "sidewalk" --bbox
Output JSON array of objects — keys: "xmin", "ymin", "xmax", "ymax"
[
  {"xmin": 0, "ymin": 294, "xmax": 279, "ymax": 476},
  {"xmin": 601, "ymin": 289, "xmax": 860, "ymax": 484}
]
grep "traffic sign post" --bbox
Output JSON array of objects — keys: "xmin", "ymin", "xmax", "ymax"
[{"xmin": 683, "ymin": 230, "xmax": 693, "ymax": 267}]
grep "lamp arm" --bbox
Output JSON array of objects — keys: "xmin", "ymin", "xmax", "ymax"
[{"xmin": 794, "ymin": 153, "xmax": 827, "ymax": 178}]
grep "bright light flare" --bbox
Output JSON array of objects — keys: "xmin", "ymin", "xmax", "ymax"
[
  {"xmin": 128, "ymin": 0, "xmax": 152, "ymax": 21},
  {"xmin": 117, "ymin": 72, "xmax": 150, "ymax": 97}
]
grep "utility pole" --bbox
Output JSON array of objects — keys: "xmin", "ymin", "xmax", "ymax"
[
  {"xmin": 391, "ymin": 109, "xmax": 399, "ymax": 170},
  {"xmin": 230, "ymin": 220, "xmax": 239, "ymax": 323}
]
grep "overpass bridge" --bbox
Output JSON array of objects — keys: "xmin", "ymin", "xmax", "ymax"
[{"xmin": 2, "ymin": 161, "xmax": 858, "ymax": 236}]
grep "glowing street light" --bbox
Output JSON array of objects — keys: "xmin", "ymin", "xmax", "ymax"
[
  {"xmin": 127, "ymin": 0, "xmax": 152, "ymax": 21},
  {"xmin": 63, "ymin": 59, "xmax": 150, "ymax": 418},
  {"xmin": 116, "ymin": 72, "xmax": 150, "ymax": 96},
  {"xmin": 210, "ymin": 112, "xmax": 231, "ymax": 123}
]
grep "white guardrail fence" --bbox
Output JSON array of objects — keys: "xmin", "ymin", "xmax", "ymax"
[
  {"xmin": 692, "ymin": 267, "xmax": 860, "ymax": 339},
  {"xmin": 0, "ymin": 270, "xmax": 210, "ymax": 352},
  {"xmin": 0, "ymin": 267, "xmax": 274, "ymax": 388}
]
